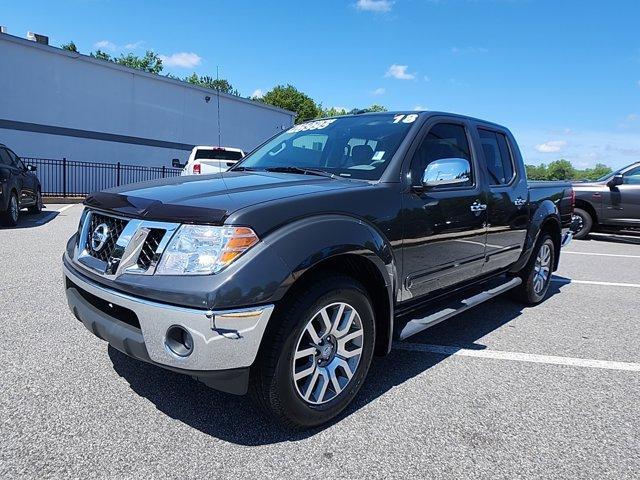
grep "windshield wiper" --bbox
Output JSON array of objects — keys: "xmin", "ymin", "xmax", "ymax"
[
  {"xmin": 264, "ymin": 166, "xmax": 336, "ymax": 178},
  {"xmin": 232, "ymin": 166, "xmax": 258, "ymax": 171}
]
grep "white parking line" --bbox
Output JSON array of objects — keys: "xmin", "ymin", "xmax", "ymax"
[
  {"xmin": 563, "ymin": 251, "xmax": 640, "ymax": 259},
  {"xmin": 56, "ymin": 204, "xmax": 77, "ymax": 213},
  {"xmin": 394, "ymin": 343, "xmax": 640, "ymax": 372},
  {"xmin": 551, "ymin": 277, "xmax": 640, "ymax": 289}
]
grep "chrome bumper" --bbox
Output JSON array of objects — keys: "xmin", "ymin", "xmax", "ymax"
[
  {"xmin": 561, "ymin": 230, "xmax": 573, "ymax": 248},
  {"xmin": 64, "ymin": 263, "xmax": 274, "ymax": 371}
]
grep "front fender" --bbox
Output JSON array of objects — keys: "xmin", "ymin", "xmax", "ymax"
[{"xmin": 510, "ymin": 199, "xmax": 561, "ymax": 273}]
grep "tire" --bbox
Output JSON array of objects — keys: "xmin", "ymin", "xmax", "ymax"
[
  {"xmin": 572, "ymin": 207, "xmax": 593, "ymax": 240},
  {"xmin": 0, "ymin": 192, "xmax": 19, "ymax": 227},
  {"xmin": 28, "ymin": 189, "xmax": 43, "ymax": 214},
  {"xmin": 250, "ymin": 274, "xmax": 376, "ymax": 428},
  {"xmin": 512, "ymin": 233, "xmax": 556, "ymax": 305}
]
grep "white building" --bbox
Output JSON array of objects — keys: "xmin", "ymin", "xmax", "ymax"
[{"xmin": 0, "ymin": 32, "xmax": 295, "ymax": 167}]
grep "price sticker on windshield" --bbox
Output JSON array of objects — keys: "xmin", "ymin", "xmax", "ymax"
[{"xmin": 288, "ymin": 119, "xmax": 337, "ymax": 133}]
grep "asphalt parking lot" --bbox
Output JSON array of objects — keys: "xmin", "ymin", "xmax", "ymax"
[{"xmin": 1, "ymin": 204, "xmax": 639, "ymax": 479}]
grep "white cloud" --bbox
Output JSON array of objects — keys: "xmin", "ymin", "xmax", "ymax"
[
  {"xmin": 423, "ymin": 75, "xmax": 431, "ymax": 82},
  {"xmin": 626, "ymin": 113, "xmax": 639, "ymax": 121},
  {"xmin": 637, "ymin": 80, "xmax": 640, "ymax": 87},
  {"xmin": 251, "ymin": 89, "xmax": 264, "ymax": 98},
  {"xmin": 123, "ymin": 41, "xmax": 144, "ymax": 50},
  {"xmin": 385, "ymin": 64, "xmax": 415, "ymax": 80},
  {"xmin": 94, "ymin": 40, "xmax": 116, "ymax": 51},
  {"xmin": 371, "ymin": 87, "xmax": 385, "ymax": 95},
  {"xmin": 356, "ymin": 0, "xmax": 393, "ymax": 12},
  {"xmin": 535, "ymin": 140, "xmax": 568, "ymax": 153},
  {"xmin": 414, "ymin": 105, "xmax": 427, "ymax": 111},
  {"xmin": 159, "ymin": 52, "xmax": 202, "ymax": 68}
]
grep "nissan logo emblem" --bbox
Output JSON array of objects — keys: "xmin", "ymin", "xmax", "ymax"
[{"xmin": 91, "ymin": 223, "xmax": 110, "ymax": 252}]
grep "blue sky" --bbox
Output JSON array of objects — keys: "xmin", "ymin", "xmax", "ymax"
[{"xmin": 2, "ymin": 0, "xmax": 639, "ymax": 169}]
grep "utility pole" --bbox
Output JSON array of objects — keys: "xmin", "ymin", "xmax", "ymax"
[{"xmin": 216, "ymin": 65, "xmax": 221, "ymax": 147}]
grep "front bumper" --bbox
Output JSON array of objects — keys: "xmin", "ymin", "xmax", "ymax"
[{"xmin": 64, "ymin": 262, "xmax": 274, "ymax": 394}]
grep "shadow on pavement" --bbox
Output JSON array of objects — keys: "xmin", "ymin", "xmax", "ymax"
[
  {"xmin": 108, "ymin": 282, "xmax": 566, "ymax": 445},
  {"xmin": 0, "ymin": 209, "xmax": 59, "ymax": 229}
]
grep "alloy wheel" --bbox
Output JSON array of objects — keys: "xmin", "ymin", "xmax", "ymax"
[
  {"xmin": 292, "ymin": 302, "xmax": 364, "ymax": 405},
  {"xmin": 533, "ymin": 243, "xmax": 551, "ymax": 294},
  {"xmin": 9, "ymin": 195, "xmax": 18, "ymax": 222}
]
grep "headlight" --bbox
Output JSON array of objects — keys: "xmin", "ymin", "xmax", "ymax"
[{"xmin": 156, "ymin": 225, "xmax": 259, "ymax": 275}]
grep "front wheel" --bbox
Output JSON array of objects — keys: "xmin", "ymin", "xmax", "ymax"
[
  {"xmin": 250, "ymin": 275, "xmax": 375, "ymax": 428},
  {"xmin": 1, "ymin": 192, "xmax": 19, "ymax": 227},
  {"xmin": 512, "ymin": 233, "xmax": 556, "ymax": 305}
]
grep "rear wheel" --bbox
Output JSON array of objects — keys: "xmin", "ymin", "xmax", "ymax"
[
  {"xmin": 28, "ymin": 189, "xmax": 43, "ymax": 214},
  {"xmin": 571, "ymin": 207, "xmax": 593, "ymax": 240},
  {"xmin": 1, "ymin": 192, "xmax": 19, "ymax": 227},
  {"xmin": 250, "ymin": 275, "xmax": 375, "ymax": 428},
  {"xmin": 512, "ymin": 233, "xmax": 555, "ymax": 305}
]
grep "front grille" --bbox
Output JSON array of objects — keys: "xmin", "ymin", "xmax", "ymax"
[
  {"xmin": 85, "ymin": 212, "xmax": 128, "ymax": 262},
  {"xmin": 137, "ymin": 228, "xmax": 165, "ymax": 269}
]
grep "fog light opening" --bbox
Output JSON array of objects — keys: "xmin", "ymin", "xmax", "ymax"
[{"xmin": 165, "ymin": 325, "xmax": 194, "ymax": 357}]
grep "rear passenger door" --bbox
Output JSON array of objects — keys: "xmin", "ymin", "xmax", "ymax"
[
  {"xmin": 401, "ymin": 120, "xmax": 488, "ymax": 300},
  {"xmin": 476, "ymin": 127, "xmax": 529, "ymax": 272}
]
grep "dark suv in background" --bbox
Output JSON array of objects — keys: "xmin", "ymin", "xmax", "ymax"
[
  {"xmin": 0, "ymin": 143, "xmax": 43, "ymax": 226},
  {"xmin": 572, "ymin": 161, "xmax": 640, "ymax": 239}
]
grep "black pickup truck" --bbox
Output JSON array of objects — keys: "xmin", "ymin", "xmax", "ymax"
[
  {"xmin": 63, "ymin": 112, "xmax": 573, "ymax": 427},
  {"xmin": 571, "ymin": 161, "xmax": 640, "ymax": 239}
]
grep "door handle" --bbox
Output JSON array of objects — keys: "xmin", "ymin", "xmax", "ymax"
[
  {"xmin": 514, "ymin": 197, "xmax": 526, "ymax": 207},
  {"xmin": 470, "ymin": 201, "xmax": 487, "ymax": 212}
]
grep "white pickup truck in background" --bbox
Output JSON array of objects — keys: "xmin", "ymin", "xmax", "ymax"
[{"xmin": 175, "ymin": 146, "xmax": 245, "ymax": 176}]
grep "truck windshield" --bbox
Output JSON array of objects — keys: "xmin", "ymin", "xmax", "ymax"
[{"xmin": 233, "ymin": 114, "xmax": 419, "ymax": 180}]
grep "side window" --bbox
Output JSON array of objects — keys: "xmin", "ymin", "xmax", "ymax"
[
  {"xmin": 412, "ymin": 123, "xmax": 473, "ymax": 188},
  {"xmin": 6, "ymin": 150, "xmax": 23, "ymax": 169},
  {"xmin": 0, "ymin": 149, "xmax": 10, "ymax": 166},
  {"xmin": 478, "ymin": 129, "xmax": 515, "ymax": 185},
  {"xmin": 623, "ymin": 166, "xmax": 640, "ymax": 185}
]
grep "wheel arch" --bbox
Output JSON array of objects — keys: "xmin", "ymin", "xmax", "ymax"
[
  {"xmin": 574, "ymin": 199, "xmax": 598, "ymax": 225},
  {"xmin": 264, "ymin": 214, "xmax": 397, "ymax": 356}
]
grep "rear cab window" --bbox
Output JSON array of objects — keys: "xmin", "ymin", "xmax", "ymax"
[
  {"xmin": 478, "ymin": 129, "xmax": 515, "ymax": 185},
  {"xmin": 194, "ymin": 149, "xmax": 244, "ymax": 161}
]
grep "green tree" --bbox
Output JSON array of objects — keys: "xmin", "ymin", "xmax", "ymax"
[
  {"xmin": 363, "ymin": 104, "xmax": 387, "ymax": 113},
  {"xmin": 525, "ymin": 163, "xmax": 549, "ymax": 180},
  {"xmin": 90, "ymin": 49, "xmax": 112, "ymax": 61},
  {"xmin": 261, "ymin": 84, "xmax": 322, "ymax": 124},
  {"xmin": 322, "ymin": 107, "xmax": 349, "ymax": 117},
  {"xmin": 116, "ymin": 51, "xmax": 163, "ymax": 74},
  {"xmin": 185, "ymin": 74, "xmax": 239, "ymax": 95},
  {"xmin": 546, "ymin": 159, "xmax": 575, "ymax": 180},
  {"xmin": 578, "ymin": 163, "xmax": 612, "ymax": 181},
  {"xmin": 61, "ymin": 41, "xmax": 78, "ymax": 53},
  {"xmin": 89, "ymin": 50, "xmax": 163, "ymax": 74}
]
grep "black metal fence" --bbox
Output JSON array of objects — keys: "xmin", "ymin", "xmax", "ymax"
[{"xmin": 22, "ymin": 158, "xmax": 182, "ymax": 197}]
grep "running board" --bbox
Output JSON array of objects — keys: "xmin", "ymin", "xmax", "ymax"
[{"xmin": 398, "ymin": 277, "xmax": 523, "ymax": 341}]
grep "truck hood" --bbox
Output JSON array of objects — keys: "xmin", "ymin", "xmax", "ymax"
[{"xmin": 84, "ymin": 171, "xmax": 364, "ymax": 224}]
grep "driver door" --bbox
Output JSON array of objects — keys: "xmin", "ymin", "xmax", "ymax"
[
  {"xmin": 604, "ymin": 165, "xmax": 640, "ymax": 225},
  {"xmin": 401, "ymin": 121, "xmax": 488, "ymax": 300}
]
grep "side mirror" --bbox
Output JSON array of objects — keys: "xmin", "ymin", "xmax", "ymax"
[
  {"xmin": 26, "ymin": 165, "xmax": 37, "ymax": 172},
  {"xmin": 418, "ymin": 157, "xmax": 472, "ymax": 189},
  {"xmin": 172, "ymin": 158, "xmax": 185, "ymax": 168},
  {"xmin": 607, "ymin": 174, "xmax": 623, "ymax": 188}
]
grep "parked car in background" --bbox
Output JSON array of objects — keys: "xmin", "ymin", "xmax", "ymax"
[
  {"xmin": 571, "ymin": 161, "xmax": 640, "ymax": 239},
  {"xmin": 0, "ymin": 143, "xmax": 42, "ymax": 226},
  {"xmin": 63, "ymin": 112, "xmax": 573, "ymax": 428},
  {"xmin": 174, "ymin": 146, "xmax": 245, "ymax": 176}
]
